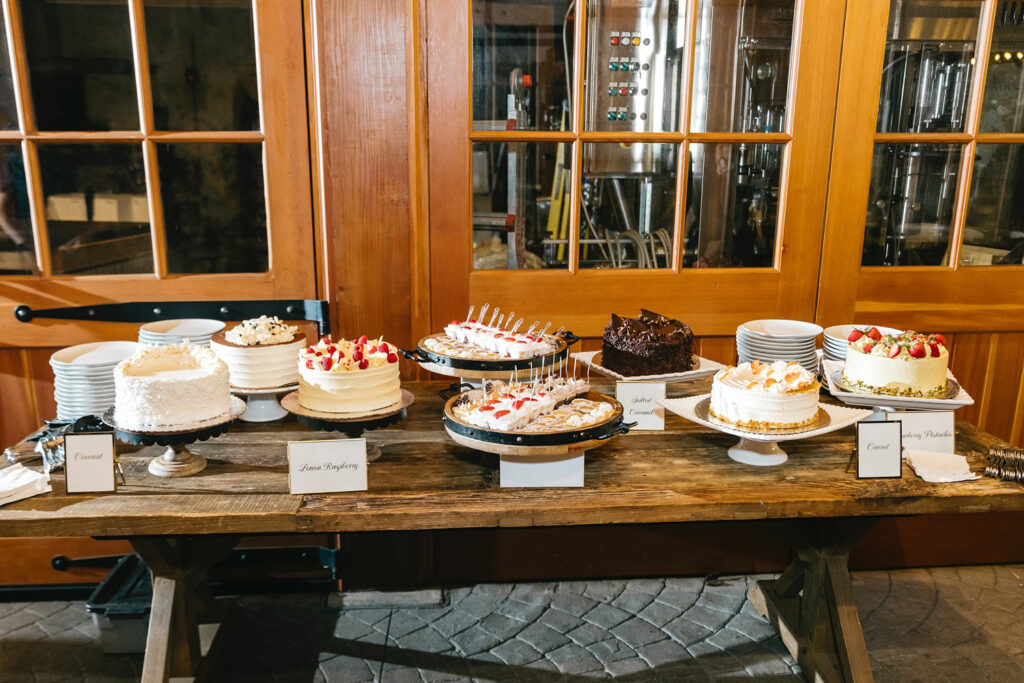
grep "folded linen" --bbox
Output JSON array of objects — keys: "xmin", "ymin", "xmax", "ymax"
[
  {"xmin": 905, "ymin": 449, "xmax": 980, "ymax": 483},
  {"xmin": 0, "ymin": 463, "xmax": 51, "ymax": 506}
]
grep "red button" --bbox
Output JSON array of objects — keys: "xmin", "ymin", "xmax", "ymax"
[
  {"xmin": 619, "ymin": 87, "xmax": 629, "ymax": 96},
  {"xmin": 610, "ymin": 36, "xmax": 620, "ymax": 45}
]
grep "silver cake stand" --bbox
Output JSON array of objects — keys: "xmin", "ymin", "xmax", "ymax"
[
  {"xmin": 281, "ymin": 389, "xmax": 415, "ymax": 461},
  {"xmin": 102, "ymin": 396, "xmax": 246, "ymax": 477},
  {"xmin": 660, "ymin": 394, "xmax": 873, "ymax": 466},
  {"xmin": 231, "ymin": 383, "xmax": 298, "ymax": 423}
]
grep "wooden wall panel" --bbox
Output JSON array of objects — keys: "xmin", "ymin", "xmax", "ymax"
[{"xmin": 0, "ymin": 348, "xmax": 38, "ymax": 448}]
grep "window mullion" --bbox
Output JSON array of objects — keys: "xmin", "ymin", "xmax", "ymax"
[{"xmin": 22, "ymin": 140, "xmax": 50, "ymax": 276}]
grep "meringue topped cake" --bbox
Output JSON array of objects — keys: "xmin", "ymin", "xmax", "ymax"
[
  {"xmin": 114, "ymin": 344, "xmax": 231, "ymax": 430},
  {"xmin": 601, "ymin": 310, "xmax": 695, "ymax": 376},
  {"xmin": 710, "ymin": 360, "xmax": 819, "ymax": 430},
  {"xmin": 297, "ymin": 335, "xmax": 401, "ymax": 413},
  {"xmin": 843, "ymin": 327, "xmax": 949, "ymax": 398},
  {"xmin": 210, "ymin": 316, "xmax": 305, "ymax": 390}
]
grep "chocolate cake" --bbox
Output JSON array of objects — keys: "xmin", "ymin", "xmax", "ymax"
[{"xmin": 601, "ymin": 310, "xmax": 695, "ymax": 376}]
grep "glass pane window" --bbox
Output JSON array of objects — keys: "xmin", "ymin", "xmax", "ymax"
[
  {"xmin": 691, "ymin": 0, "xmax": 794, "ymax": 134},
  {"xmin": 39, "ymin": 144, "xmax": 152, "ymax": 275},
  {"xmin": 472, "ymin": 141, "xmax": 567, "ymax": 269},
  {"xmin": 685, "ymin": 142, "xmax": 782, "ymax": 267},
  {"xmin": 145, "ymin": 0, "xmax": 259, "ymax": 131},
  {"xmin": 580, "ymin": 142, "xmax": 677, "ymax": 269},
  {"xmin": 22, "ymin": 0, "xmax": 139, "ymax": 131},
  {"xmin": 979, "ymin": 10, "xmax": 1024, "ymax": 133},
  {"xmin": 962, "ymin": 144, "xmax": 1024, "ymax": 266},
  {"xmin": 583, "ymin": 0, "xmax": 684, "ymax": 133},
  {"xmin": 0, "ymin": 144, "xmax": 33, "ymax": 274},
  {"xmin": 876, "ymin": 0, "xmax": 981, "ymax": 134},
  {"xmin": 158, "ymin": 143, "xmax": 267, "ymax": 274},
  {"xmin": 472, "ymin": 0, "xmax": 573, "ymax": 132},
  {"xmin": 861, "ymin": 143, "xmax": 961, "ymax": 266}
]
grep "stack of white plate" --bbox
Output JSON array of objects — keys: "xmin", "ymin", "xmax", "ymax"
[
  {"xmin": 138, "ymin": 319, "xmax": 225, "ymax": 347},
  {"xmin": 50, "ymin": 341, "xmax": 140, "ymax": 421},
  {"xmin": 822, "ymin": 324, "xmax": 902, "ymax": 361},
  {"xmin": 736, "ymin": 319, "xmax": 823, "ymax": 374}
]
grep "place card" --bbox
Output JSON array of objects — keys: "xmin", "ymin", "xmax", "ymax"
[
  {"xmin": 287, "ymin": 439, "xmax": 368, "ymax": 494},
  {"xmin": 616, "ymin": 381, "xmax": 666, "ymax": 430},
  {"xmin": 64, "ymin": 433, "xmax": 117, "ymax": 493},
  {"xmin": 856, "ymin": 421, "xmax": 903, "ymax": 479},
  {"xmin": 500, "ymin": 453, "xmax": 584, "ymax": 488},
  {"xmin": 887, "ymin": 411, "xmax": 955, "ymax": 455}
]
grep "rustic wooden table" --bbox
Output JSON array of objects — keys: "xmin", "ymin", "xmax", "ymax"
[{"xmin": 2, "ymin": 380, "xmax": 1022, "ymax": 683}]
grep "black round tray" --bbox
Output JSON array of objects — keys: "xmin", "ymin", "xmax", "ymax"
[
  {"xmin": 101, "ymin": 404, "xmax": 240, "ymax": 447},
  {"xmin": 441, "ymin": 389, "xmax": 632, "ymax": 447},
  {"xmin": 294, "ymin": 407, "xmax": 407, "ymax": 437},
  {"xmin": 401, "ymin": 331, "xmax": 579, "ymax": 372}
]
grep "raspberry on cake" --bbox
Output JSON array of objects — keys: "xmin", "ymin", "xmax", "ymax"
[
  {"xmin": 297, "ymin": 335, "xmax": 401, "ymax": 413},
  {"xmin": 709, "ymin": 360, "xmax": 820, "ymax": 430},
  {"xmin": 601, "ymin": 310, "xmax": 694, "ymax": 376},
  {"xmin": 210, "ymin": 316, "xmax": 305, "ymax": 390},
  {"xmin": 843, "ymin": 329, "xmax": 949, "ymax": 397}
]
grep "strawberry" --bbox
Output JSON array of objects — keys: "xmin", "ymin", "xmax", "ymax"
[
  {"xmin": 369, "ymin": 345, "xmax": 378, "ymax": 354},
  {"xmin": 304, "ymin": 347, "xmax": 315, "ymax": 354},
  {"xmin": 386, "ymin": 353, "xmax": 398, "ymax": 363},
  {"xmin": 304, "ymin": 359, "xmax": 314, "ymax": 369},
  {"xmin": 867, "ymin": 327, "xmax": 882, "ymax": 341},
  {"xmin": 493, "ymin": 410, "xmax": 510, "ymax": 418},
  {"xmin": 909, "ymin": 342, "xmax": 926, "ymax": 358},
  {"xmin": 929, "ymin": 343, "xmax": 940, "ymax": 357},
  {"xmin": 513, "ymin": 399, "xmax": 525, "ymax": 409},
  {"xmin": 338, "ymin": 351, "xmax": 345, "ymax": 359},
  {"xmin": 477, "ymin": 406, "xmax": 494, "ymax": 412},
  {"xmin": 358, "ymin": 359, "xmax": 369, "ymax": 370},
  {"xmin": 357, "ymin": 335, "xmax": 368, "ymax": 345},
  {"xmin": 863, "ymin": 343, "xmax": 873, "ymax": 353},
  {"xmin": 934, "ymin": 333, "xmax": 946, "ymax": 346},
  {"xmin": 380, "ymin": 343, "xmax": 389, "ymax": 353},
  {"xmin": 888, "ymin": 343, "xmax": 901, "ymax": 358},
  {"xmin": 848, "ymin": 329, "xmax": 864, "ymax": 342},
  {"xmin": 449, "ymin": 320, "xmax": 459, "ymax": 326},
  {"xmin": 319, "ymin": 335, "xmax": 331, "ymax": 345},
  {"xmin": 319, "ymin": 356, "xmax": 333, "ymax": 371},
  {"xmin": 505, "ymin": 337, "xmax": 516, "ymax": 342}
]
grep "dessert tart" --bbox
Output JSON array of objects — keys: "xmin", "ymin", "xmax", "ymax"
[
  {"xmin": 297, "ymin": 335, "xmax": 401, "ymax": 413},
  {"xmin": 709, "ymin": 360, "xmax": 820, "ymax": 431},
  {"xmin": 210, "ymin": 316, "xmax": 305, "ymax": 390},
  {"xmin": 602, "ymin": 310, "xmax": 695, "ymax": 377},
  {"xmin": 842, "ymin": 327, "xmax": 949, "ymax": 398},
  {"xmin": 114, "ymin": 343, "xmax": 231, "ymax": 430}
]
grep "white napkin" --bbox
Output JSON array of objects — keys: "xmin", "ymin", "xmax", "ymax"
[
  {"xmin": 0, "ymin": 463, "xmax": 51, "ymax": 506},
  {"xmin": 905, "ymin": 449, "xmax": 980, "ymax": 483}
]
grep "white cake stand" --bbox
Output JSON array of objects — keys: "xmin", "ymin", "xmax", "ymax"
[
  {"xmin": 660, "ymin": 394, "xmax": 873, "ymax": 466},
  {"xmin": 231, "ymin": 384, "xmax": 297, "ymax": 423}
]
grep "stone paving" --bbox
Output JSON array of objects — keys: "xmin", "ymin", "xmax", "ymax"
[{"xmin": 0, "ymin": 565, "xmax": 1022, "ymax": 681}]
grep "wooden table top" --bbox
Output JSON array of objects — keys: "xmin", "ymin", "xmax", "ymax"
[{"xmin": 1, "ymin": 381, "xmax": 1021, "ymax": 538}]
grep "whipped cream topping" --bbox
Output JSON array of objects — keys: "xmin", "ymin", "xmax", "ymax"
[
  {"xmin": 714, "ymin": 361, "xmax": 817, "ymax": 394},
  {"xmin": 301, "ymin": 335, "xmax": 399, "ymax": 373},
  {"xmin": 225, "ymin": 316, "xmax": 299, "ymax": 346},
  {"xmin": 442, "ymin": 320, "xmax": 556, "ymax": 359},
  {"xmin": 117, "ymin": 342, "xmax": 225, "ymax": 377},
  {"xmin": 454, "ymin": 376, "xmax": 593, "ymax": 431}
]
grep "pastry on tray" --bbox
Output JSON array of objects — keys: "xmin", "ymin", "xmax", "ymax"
[
  {"xmin": 450, "ymin": 376, "xmax": 613, "ymax": 433},
  {"xmin": 210, "ymin": 316, "xmax": 305, "ymax": 390},
  {"xmin": 114, "ymin": 343, "xmax": 231, "ymax": 430},
  {"xmin": 602, "ymin": 310, "xmax": 694, "ymax": 376},
  {"xmin": 297, "ymin": 335, "xmax": 401, "ymax": 413},
  {"xmin": 427, "ymin": 304, "xmax": 559, "ymax": 361},
  {"xmin": 709, "ymin": 360, "xmax": 820, "ymax": 431},
  {"xmin": 842, "ymin": 328, "xmax": 949, "ymax": 398}
]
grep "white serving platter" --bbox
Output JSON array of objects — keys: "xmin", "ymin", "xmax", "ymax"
[
  {"xmin": 139, "ymin": 318, "xmax": 225, "ymax": 338},
  {"xmin": 660, "ymin": 394, "xmax": 872, "ymax": 466},
  {"xmin": 50, "ymin": 341, "xmax": 140, "ymax": 367},
  {"xmin": 821, "ymin": 359, "xmax": 974, "ymax": 411},
  {"xmin": 738, "ymin": 319, "xmax": 823, "ymax": 339},
  {"xmin": 572, "ymin": 350, "xmax": 725, "ymax": 383}
]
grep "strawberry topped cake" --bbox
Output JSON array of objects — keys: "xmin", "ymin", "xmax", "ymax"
[
  {"xmin": 842, "ymin": 327, "xmax": 949, "ymax": 397},
  {"xmin": 297, "ymin": 335, "xmax": 401, "ymax": 413}
]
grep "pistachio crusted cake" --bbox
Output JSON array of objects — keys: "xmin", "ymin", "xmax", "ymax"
[
  {"xmin": 843, "ymin": 327, "xmax": 949, "ymax": 398},
  {"xmin": 601, "ymin": 310, "xmax": 695, "ymax": 376}
]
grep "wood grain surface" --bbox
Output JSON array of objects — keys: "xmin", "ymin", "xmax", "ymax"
[{"xmin": 1, "ymin": 381, "xmax": 1021, "ymax": 539}]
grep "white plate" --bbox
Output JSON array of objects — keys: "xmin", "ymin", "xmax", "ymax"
[
  {"xmin": 737, "ymin": 349, "xmax": 818, "ymax": 362},
  {"xmin": 139, "ymin": 318, "xmax": 225, "ymax": 337},
  {"xmin": 50, "ymin": 341, "xmax": 139, "ymax": 367},
  {"xmin": 738, "ymin": 319, "xmax": 823, "ymax": 339},
  {"xmin": 821, "ymin": 359, "xmax": 974, "ymax": 410},
  {"xmin": 55, "ymin": 389, "xmax": 115, "ymax": 400},
  {"xmin": 572, "ymin": 350, "xmax": 726, "ymax": 383},
  {"xmin": 736, "ymin": 340, "xmax": 817, "ymax": 354}
]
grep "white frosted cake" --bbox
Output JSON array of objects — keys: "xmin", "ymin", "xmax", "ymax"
[
  {"xmin": 114, "ymin": 344, "xmax": 231, "ymax": 430},
  {"xmin": 210, "ymin": 316, "xmax": 305, "ymax": 390},
  {"xmin": 297, "ymin": 335, "xmax": 401, "ymax": 413},
  {"xmin": 843, "ymin": 328, "xmax": 948, "ymax": 397},
  {"xmin": 710, "ymin": 361, "xmax": 820, "ymax": 430}
]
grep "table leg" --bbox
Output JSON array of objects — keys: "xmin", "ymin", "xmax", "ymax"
[
  {"xmin": 130, "ymin": 536, "xmax": 240, "ymax": 683},
  {"xmin": 747, "ymin": 519, "xmax": 876, "ymax": 683}
]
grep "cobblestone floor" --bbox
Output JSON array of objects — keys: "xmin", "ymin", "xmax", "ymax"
[{"xmin": 0, "ymin": 565, "xmax": 1022, "ymax": 681}]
